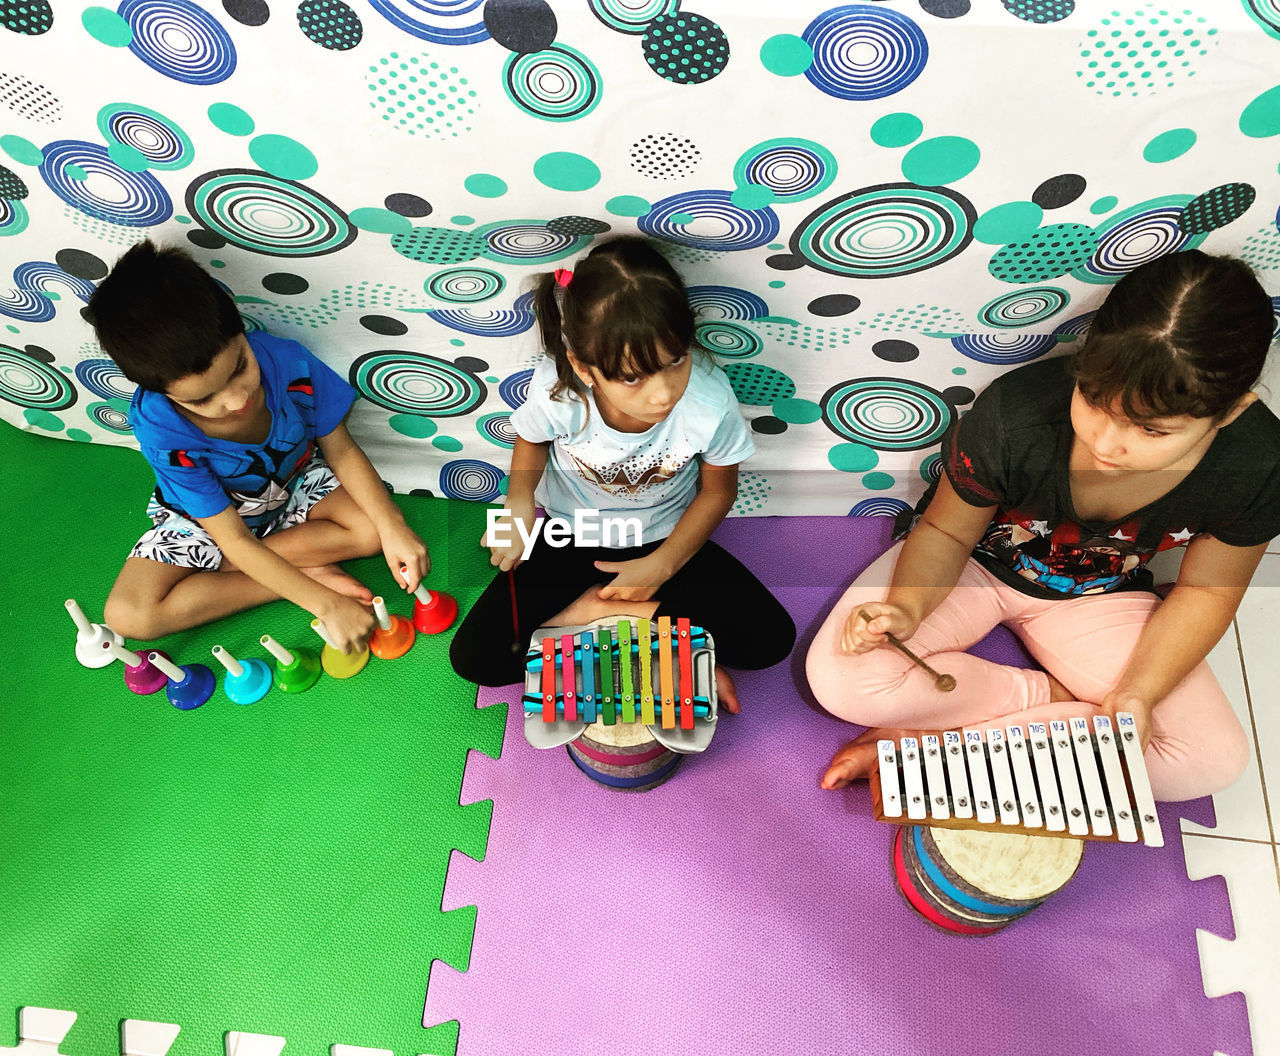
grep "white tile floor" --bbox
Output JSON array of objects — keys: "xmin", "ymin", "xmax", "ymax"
[{"xmin": 1186, "ymin": 352, "xmax": 1280, "ymax": 1056}]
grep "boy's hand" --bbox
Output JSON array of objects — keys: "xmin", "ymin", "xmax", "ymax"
[
  {"xmin": 482, "ymin": 503, "xmax": 536, "ymax": 573},
  {"xmin": 594, "ymin": 552, "xmax": 673, "ymax": 603},
  {"xmin": 316, "ymin": 594, "xmax": 377, "ymax": 654},
  {"xmin": 841, "ymin": 602, "xmax": 918, "ymax": 654},
  {"xmin": 381, "ymin": 521, "xmax": 430, "ymax": 593}
]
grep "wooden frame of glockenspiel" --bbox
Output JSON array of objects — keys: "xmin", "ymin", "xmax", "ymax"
[{"xmin": 869, "ymin": 712, "xmax": 1164, "ymax": 847}]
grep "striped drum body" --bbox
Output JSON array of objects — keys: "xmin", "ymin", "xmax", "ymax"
[
  {"xmin": 567, "ymin": 715, "xmax": 682, "ymax": 792},
  {"xmin": 893, "ymin": 824, "xmax": 1083, "ymax": 935}
]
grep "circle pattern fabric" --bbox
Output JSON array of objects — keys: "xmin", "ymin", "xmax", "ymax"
[
  {"xmin": 0, "ymin": 344, "xmax": 77, "ymax": 410},
  {"xmin": 791, "ymin": 183, "xmax": 974, "ymax": 278},
  {"xmin": 822, "ymin": 377, "xmax": 953, "ymax": 450},
  {"xmin": 349, "ymin": 351, "xmax": 486, "ymax": 416},
  {"xmin": 186, "ymin": 169, "xmax": 355, "ymax": 256},
  {"xmin": 120, "ymin": 0, "xmax": 238, "ymax": 84},
  {"xmin": 801, "ymin": 5, "xmax": 929, "ymax": 101}
]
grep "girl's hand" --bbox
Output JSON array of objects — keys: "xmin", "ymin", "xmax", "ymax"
[
  {"xmin": 482, "ymin": 503, "xmax": 536, "ymax": 573},
  {"xmin": 381, "ymin": 522, "xmax": 430, "ymax": 593},
  {"xmin": 594, "ymin": 552, "xmax": 674, "ymax": 603},
  {"xmin": 1098, "ymin": 690, "xmax": 1155, "ymax": 751},
  {"xmin": 315, "ymin": 594, "xmax": 377, "ymax": 654},
  {"xmin": 841, "ymin": 601, "xmax": 918, "ymax": 655}
]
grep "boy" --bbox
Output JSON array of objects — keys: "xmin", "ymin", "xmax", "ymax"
[{"xmin": 89, "ymin": 241, "xmax": 428, "ymax": 653}]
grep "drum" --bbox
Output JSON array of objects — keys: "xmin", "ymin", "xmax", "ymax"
[
  {"xmin": 893, "ymin": 824, "xmax": 1084, "ymax": 935},
  {"xmin": 566, "ymin": 715, "xmax": 682, "ymax": 792}
]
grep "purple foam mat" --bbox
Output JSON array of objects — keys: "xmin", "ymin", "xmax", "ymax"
[{"xmin": 427, "ymin": 517, "xmax": 1249, "ymax": 1056}]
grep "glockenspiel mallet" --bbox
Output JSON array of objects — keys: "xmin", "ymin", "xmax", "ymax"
[{"xmin": 858, "ymin": 610, "xmax": 956, "ymax": 692}]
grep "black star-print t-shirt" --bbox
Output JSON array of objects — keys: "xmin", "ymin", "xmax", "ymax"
[{"xmin": 927, "ymin": 357, "xmax": 1280, "ymax": 599}]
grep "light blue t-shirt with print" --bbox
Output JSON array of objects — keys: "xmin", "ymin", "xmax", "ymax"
[{"xmin": 508, "ymin": 355, "xmax": 754, "ymax": 545}]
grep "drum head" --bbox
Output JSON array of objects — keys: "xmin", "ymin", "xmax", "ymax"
[{"xmin": 929, "ymin": 827, "xmax": 1084, "ymax": 901}]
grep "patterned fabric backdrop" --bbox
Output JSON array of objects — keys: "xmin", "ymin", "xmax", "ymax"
[{"xmin": 3, "ymin": 0, "xmax": 1280, "ymax": 516}]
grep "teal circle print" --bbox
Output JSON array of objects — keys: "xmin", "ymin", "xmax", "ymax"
[
  {"xmin": 97, "ymin": 103, "xmax": 193, "ymax": 170},
  {"xmin": 589, "ymin": 0, "xmax": 677, "ymax": 34},
  {"xmin": 828, "ymin": 442, "xmax": 879, "ymax": 472},
  {"xmin": 392, "ymin": 226, "xmax": 487, "ymax": 265},
  {"xmin": 87, "ymin": 399, "xmax": 133, "ymax": 433},
  {"xmin": 533, "ymin": 152, "xmax": 601, "ymax": 192},
  {"xmin": 724, "ymin": 363, "xmax": 796, "ymax": 405},
  {"xmin": 476, "ymin": 411, "xmax": 517, "ymax": 447},
  {"xmin": 695, "ymin": 320, "xmax": 763, "ymax": 359},
  {"xmin": 426, "ymin": 266, "xmax": 505, "ymax": 302},
  {"xmin": 477, "ymin": 220, "xmax": 587, "ymax": 264},
  {"xmin": 973, "ymin": 201, "xmax": 1044, "ymax": 244},
  {"xmin": 1142, "ymin": 128, "xmax": 1196, "ymax": 163},
  {"xmin": 349, "ymin": 351, "xmax": 485, "ymax": 416},
  {"xmin": 733, "ymin": 138, "xmax": 837, "ymax": 202},
  {"xmin": 642, "ymin": 13, "xmax": 730, "ymax": 85},
  {"xmin": 504, "ymin": 44, "xmax": 602, "ymax": 121},
  {"xmin": 987, "ymin": 222, "xmax": 1099, "ymax": 283},
  {"xmin": 900, "ymin": 135, "xmax": 980, "ymax": 186},
  {"xmin": 186, "ymin": 169, "xmax": 355, "ymax": 256},
  {"xmin": 1240, "ymin": 83, "xmax": 1280, "ymax": 137},
  {"xmin": 791, "ymin": 183, "xmax": 974, "ymax": 278},
  {"xmin": 1073, "ymin": 195, "xmax": 1202, "ymax": 285},
  {"xmin": 821, "ymin": 377, "xmax": 952, "ymax": 450},
  {"xmin": 760, "ymin": 33, "xmax": 813, "ymax": 76},
  {"xmin": 870, "ymin": 112, "xmax": 923, "ymax": 148},
  {"xmin": 0, "ymin": 344, "xmax": 76, "ymax": 410},
  {"xmin": 977, "ymin": 287, "xmax": 1069, "ymax": 328}
]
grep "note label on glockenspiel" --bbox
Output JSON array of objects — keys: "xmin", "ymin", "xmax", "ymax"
[
  {"xmin": 922, "ymin": 734, "xmax": 950, "ymax": 820},
  {"xmin": 1027, "ymin": 722, "xmax": 1066, "ymax": 833},
  {"xmin": 986, "ymin": 728, "xmax": 1020, "ymax": 827},
  {"xmin": 877, "ymin": 739, "xmax": 902, "ymax": 818},
  {"xmin": 943, "ymin": 730, "xmax": 972, "ymax": 818},
  {"xmin": 1093, "ymin": 715, "xmax": 1138, "ymax": 844},
  {"xmin": 964, "ymin": 730, "xmax": 997, "ymax": 825},
  {"xmin": 1070, "ymin": 716, "xmax": 1112, "ymax": 838},
  {"xmin": 901, "ymin": 736, "xmax": 927, "ymax": 820},
  {"xmin": 1117, "ymin": 712, "xmax": 1164, "ymax": 847},
  {"xmin": 1005, "ymin": 726, "xmax": 1041, "ymax": 829}
]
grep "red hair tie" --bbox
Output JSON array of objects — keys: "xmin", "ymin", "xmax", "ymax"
[{"xmin": 554, "ymin": 267, "xmax": 573, "ymax": 288}]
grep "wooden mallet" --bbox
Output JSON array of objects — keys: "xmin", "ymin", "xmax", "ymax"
[{"xmin": 858, "ymin": 609, "xmax": 956, "ymax": 692}]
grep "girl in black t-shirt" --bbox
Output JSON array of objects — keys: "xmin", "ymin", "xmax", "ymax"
[{"xmin": 807, "ymin": 250, "xmax": 1280, "ymax": 801}]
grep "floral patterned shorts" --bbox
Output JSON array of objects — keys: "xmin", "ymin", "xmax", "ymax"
[{"xmin": 128, "ymin": 453, "xmax": 339, "ymax": 569}]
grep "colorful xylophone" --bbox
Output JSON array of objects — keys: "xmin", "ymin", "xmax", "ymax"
[
  {"xmin": 870, "ymin": 713, "xmax": 1163, "ymax": 847},
  {"xmin": 522, "ymin": 616, "xmax": 718, "ymax": 758}
]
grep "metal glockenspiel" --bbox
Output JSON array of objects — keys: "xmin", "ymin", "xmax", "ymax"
[
  {"xmin": 522, "ymin": 616, "xmax": 719, "ymax": 760},
  {"xmin": 870, "ymin": 713, "xmax": 1163, "ymax": 847}
]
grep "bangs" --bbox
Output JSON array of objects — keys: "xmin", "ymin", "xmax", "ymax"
[
  {"xmin": 567, "ymin": 286, "xmax": 694, "ymax": 380},
  {"xmin": 1071, "ymin": 331, "xmax": 1217, "ymax": 420}
]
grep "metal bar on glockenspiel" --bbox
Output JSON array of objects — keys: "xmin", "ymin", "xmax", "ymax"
[
  {"xmin": 878, "ymin": 739, "xmax": 903, "ymax": 818},
  {"xmin": 560, "ymin": 634, "xmax": 577, "ymax": 723},
  {"xmin": 901, "ymin": 736, "xmax": 927, "ymax": 820},
  {"xmin": 600, "ymin": 626, "xmax": 616, "ymax": 725},
  {"xmin": 619, "ymin": 622, "xmax": 635, "ymax": 723},
  {"xmin": 921, "ymin": 734, "xmax": 950, "ymax": 820},
  {"xmin": 986, "ymin": 728, "xmax": 1021, "ymax": 827},
  {"xmin": 580, "ymin": 631, "xmax": 596, "ymax": 724},
  {"xmin": 540, "ymin": 637, "xmax": 556, "ymax": 723},
  {"xmin": 1094, "ymin": 715, "xmax": 1138, "ymax": 843},
  {"xmin": 964, "ymin": 730, "xmax": 997, "ymax": 825},
  {"xmin": 677, "ymin": 617, "xmax": 694, "ymax": 731},
  {"xmin": 1117, "ymin": 711, "xmax": 1163, "ymax": 847},
  {"xmin": 523, "ymin": 626, "xmax": 707, "ymax": 671},
  {"xmin": 1028, "ymin": 722, "xmax": 1066, "ymax": 832},
  {"xmin": 638, "ymin": 619, "xmax": 655, "ymax": 726},
  {"xmin": 658, "ymin": 616, "xmax": 675, "ymax": 730},
  {"xmin": 942, "ymin": 730, "xmax": 972, "ymax": 818},
  {"xmin": 1070, "ymin": 717, "xmax": 1113, "ymax": 837},
  {"xmin": 1006, "ymin": 725, "xmax": 1042, "ymax": 830},
  {"xmin": 1050, "ymin": 719, "xmax": 1089, "ymax": 835}
]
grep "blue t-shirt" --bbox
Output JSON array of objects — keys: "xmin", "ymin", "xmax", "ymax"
[{"xmin": 129, "ymin": 331, "xmax": 356, "ymax": 533}]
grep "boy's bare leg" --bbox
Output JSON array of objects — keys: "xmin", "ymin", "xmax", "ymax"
[{"xmin": 104, "ymin": 487, "xmax": 381, "ymax": 641}]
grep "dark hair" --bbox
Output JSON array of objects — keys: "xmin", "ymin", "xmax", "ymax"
[
  {"xmin": 1071, "ymin": 249, "xmax": 1274, "ymax": 421},
  {"xmin": 85, "ymin": 239, "xmax": 245, "ymax": 393},
  {"xmin": 531, "ymin": 236, "xmax": 696, "ymax": 404}
]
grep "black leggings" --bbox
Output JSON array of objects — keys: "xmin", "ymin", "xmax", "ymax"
[{"xmin": 450, "ymin": 537, "xmax": 796, "ymax": 686}]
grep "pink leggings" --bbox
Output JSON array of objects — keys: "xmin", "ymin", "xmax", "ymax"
[{"xmin": 805, "ymin": 543, "xmax": 1249, "ymax": 801}]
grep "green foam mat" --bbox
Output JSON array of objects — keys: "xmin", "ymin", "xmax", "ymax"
[{"xmin": 0, "ymin": 423, "xmax": 503, "ymax": 1056}]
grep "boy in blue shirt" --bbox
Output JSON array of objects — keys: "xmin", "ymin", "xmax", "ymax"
[{"xmin": 88, "ymin": 241, "xmax": 428, "ymax": 653}]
